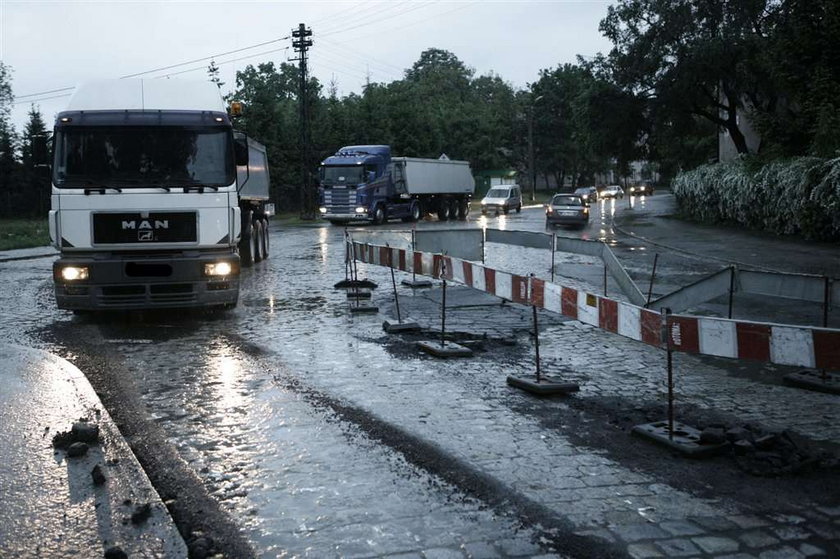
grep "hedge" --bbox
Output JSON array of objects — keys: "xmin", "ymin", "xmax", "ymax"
[{"xmin": 672, "ymin": 157, "xmax": 840, "ymax": 241}]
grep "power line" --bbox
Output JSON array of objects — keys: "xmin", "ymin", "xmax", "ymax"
[
  {"xmin": 155, "ymin": 47, "xmax": 290, "ymax": 79},
  {"xmin": 324, "ymin": 1, "xmax": 478, "ymax": 43},
  {"xmin": 120, "ymin": 35, "xmax": 290, "ymax": 78},
  {"xmin": 308, "ymin": 0, "xmax": 373, "ymax": 26},
  {"xmin": 12, "ymin": 93, "xmax": 72, "ymax": 106},
  {"xmin": 319, "ymin": 1, "xmax": 438, "ymax": 39},
  {"xmin": 15, "ymin": 86, "xmax": 75, "ymax": 100},
  {"xmin": 317, "ymin": 38, "xmax": 404, "ymax": 75},
  {"xmin": 316, "ymin": 1, "xmax": 413, "ymax": 34}
]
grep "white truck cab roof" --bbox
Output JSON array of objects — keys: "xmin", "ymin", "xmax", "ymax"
[{"xmin": 66, "ymin": 79, "xmax": 227, "ymax": 112}]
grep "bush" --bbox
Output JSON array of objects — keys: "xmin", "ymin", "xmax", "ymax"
[{"xmin": 673, "ymin": 157, "xmax": 840, "ymax": 241}]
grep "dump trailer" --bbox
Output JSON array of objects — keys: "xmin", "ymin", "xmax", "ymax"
[
  {"xmin": 44, "ymin": 79, "xmax": 273, "ymax": 311},
  {"xmin": 318, "ymin": 145, "xmax": 474, "ymax": 224}
]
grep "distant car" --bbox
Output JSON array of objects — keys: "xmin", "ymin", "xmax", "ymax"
[
  {"xmin": 545, "ymin": 194, "xmax": 589, "ymax": 229},
  {"xmin": 629, "ymin": 181, "xmax": 655, "ymax": 196},
  {"xmin": 601, "ymin": 185, "xmax": 624, "ymax": 199},
  {"xmin": 481, "ymin": 185, "xmax": 522, "ymax": 215},
  {"xmin": 573, "ymin": 186, "xmax": 598, "ymax": 203}
]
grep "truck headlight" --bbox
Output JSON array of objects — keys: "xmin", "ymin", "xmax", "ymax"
[
  {"xmin": 59, "ymin": 266, "xmax": 89, "ymax": 281},
  {"xmin": 204, "ymin": 261, "xmax": 235, "ymax": 277},
  {"xmin": 319, "ymin": 207, "xmax": 327, "ymax": 214},
  {"xmin": 355, "ymin": 206, "xmax": 366, "ymax": 214}
]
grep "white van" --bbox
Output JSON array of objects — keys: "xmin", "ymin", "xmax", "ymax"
[{"xmin": 480, "ymin": 185, "xmax": 522, "ymax": 215}]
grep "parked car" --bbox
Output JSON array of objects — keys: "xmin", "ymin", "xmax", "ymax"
[
  {"xmin": 573, "ymin": 186, "xmax": 598, "ymax": 203},
  {"xmin": 545, "ymin": 194, "xmax": 589, "ymax": 229},
  {"xmin": 601, "ymin": 185, "xmax": 624, "ymax": 199},
  {"xmin": 481, "ymin": 185, "xmax": 522, "ymax": 215},
  {"xmin": 629, "ymin": 181, "xmax": 655, "ymax": 196}
]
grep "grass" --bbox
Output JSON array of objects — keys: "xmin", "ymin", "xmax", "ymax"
[{"xmin": 0, "ymin": 219, "xmax": 51, "ymax": 251}]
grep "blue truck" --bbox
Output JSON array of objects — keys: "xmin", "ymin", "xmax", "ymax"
[{"xmin": 318, "ymin": 145, "xmax": 474, "ymax": 224}]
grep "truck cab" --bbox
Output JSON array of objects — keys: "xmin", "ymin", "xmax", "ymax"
[
  {"xmin": 47, "ymin": 79, "xmax": 271, "ymax": 311},
  {"xmin": 318, "ymin": 145, "xmax": 394, "ymax": 224}
]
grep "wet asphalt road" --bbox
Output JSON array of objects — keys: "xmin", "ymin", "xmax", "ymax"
[{"xmin": 2, "ymin": 193, "xmax": 839, "ymax": 558}]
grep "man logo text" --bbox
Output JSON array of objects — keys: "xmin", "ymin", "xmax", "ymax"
[{"xmin": 122, "ymin": 220, "xmax": 170, "ymax": 230}]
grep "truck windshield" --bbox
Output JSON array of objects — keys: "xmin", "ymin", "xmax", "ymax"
[
  {"xmin": 320, "ymin": 165, "xmax": 365, "ymax": 186},
  {"xmin": 53, "ymin": 126, "xmax": 234, "ymax": 187}
]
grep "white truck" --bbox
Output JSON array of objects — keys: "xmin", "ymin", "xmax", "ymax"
[
  {"xmin": 41, "ymin": 79, "xmax": 272, "ymax": 311},
  {"xmin": 318, "ymin": 145, "xmax": 475, "ymax": 224}
]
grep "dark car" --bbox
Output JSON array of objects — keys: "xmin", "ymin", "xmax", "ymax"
[
  {"xmin": 573, "ymin": 186, "xmax": 598, "ymax": 204},
  {"xmin": 629, "ymin": 181, "xmax": 655, "ymax": 196},
  {"xmin": 545, "ymin": 194, "xmax": 589, "ymax": 229}
]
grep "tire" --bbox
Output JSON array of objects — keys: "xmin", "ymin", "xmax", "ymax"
[
  {"xmin": 372, "ymin": 205, "xmax": 386, "ymax": 225},
  {"xmin": 502, "ymin": 205, "xmax": 509, "ymax": 215},
  {"xmin": 457, "ymin": 199, "xmax": 469, "ymax": 220},
  {"xmin": 402, "ymin": 201, "xmax": 421, "ymax": 222},
  {"xmin": 437, "ymin": 200, "xmax": 450, "ymax": 221},
  {"xmin": 261, "ymin": 218, "xmax": 270, "ymax": 259},
  {"xmin": 515, "ymin": 204, "xmax": 522, "ymax": 213},
  {"xmin": 240, "ymin": 210, "xmax": 254, "ymax": 268},
  {"xmin": 252, "ymin": 219, "xmax": 264, "ymax": 263},
  {"xmin": 448, "ymin": 199, "xmax": 459, "ymax": 220}
]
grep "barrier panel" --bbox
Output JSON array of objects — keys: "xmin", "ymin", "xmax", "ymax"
[
  {"xmin": 351, "ymin": 240, "xmax": 840, "ymax": 371},
  {"xmin": 416, "ymin": 229, "xmax": 483, "ymax": 262}
]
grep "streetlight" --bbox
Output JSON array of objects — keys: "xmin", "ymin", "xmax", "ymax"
[{"xmin": 527, "ymin": 95, "xmax": 544, "ymax": 202}]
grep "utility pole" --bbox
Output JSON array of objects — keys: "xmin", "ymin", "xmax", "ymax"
[{"xmin": 292, "ymin": 23, "xmax": 314, "ymax": 218}]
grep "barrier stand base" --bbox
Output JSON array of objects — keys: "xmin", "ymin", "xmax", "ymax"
[
  {"xmin": 783, "ymin": 370, "xmax": 840, "ymax": 395},
  {"xmin": 632, "ymin": 421, "xmax": 728, "ymax": 458},
  {"xmin": 383, "ymin": 319, "xmax": 421, "ymax": 333},
  {"xmin": 349, "ymin": 305, "xmax": 379, "ymax": 314},
  {"xmin": 335, "ymin": 279, "xmax": 378, "ymax": 289},
  {"xmin": 401, "ymin": 278, "xmax": 433, "ymax": 288},
  {"xmin": 417, "ymin": 340, "xmax": 473, "ymax": 358},
  {"xmin": 506, "ymin": 375, "xmax": 579, "ymax": 396},
  {"xmin": 347, "ymin": 291, "xmax": 372, "ymax": 300}
]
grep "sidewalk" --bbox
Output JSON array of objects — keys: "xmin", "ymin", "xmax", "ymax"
[
  {"xmin": 0, "ymin": 245, "xmax": 57, "ymax": 263},
  {"xmin": 0, "ymin": 343, "xmax": 186, "ymax": 558}
]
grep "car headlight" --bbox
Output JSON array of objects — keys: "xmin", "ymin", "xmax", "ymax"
[
  {"xmin": 630, "ymin": 187, "xmax": 635, "ymax": 192},
  {"xmin": 204, "ymin": 261, "xmax": 235, "ymax": 277},
  {"xmin": 319, "ymin": 207, "xmax": 327, "ymax": 214},
  {"xmin": 355, "ymin": 206, "xmax": 367, "ymax": 214},
  {"xmin": 59, "ymin": 266, "xmax": 89, "ymax": 281}
]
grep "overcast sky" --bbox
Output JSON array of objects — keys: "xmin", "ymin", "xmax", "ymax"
[{"xmin": 1, "ymin": 0, "xmax": 614, "ymax": 132}]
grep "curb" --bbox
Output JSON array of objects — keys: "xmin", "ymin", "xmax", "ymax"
[{"xmin": 0, "ymin": 343, "xmax": 187, "ymax": 558}]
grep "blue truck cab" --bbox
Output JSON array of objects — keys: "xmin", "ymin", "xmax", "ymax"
[{"xmin": 319, "ymin": 145, "xmax": 401, "ymax": 224}]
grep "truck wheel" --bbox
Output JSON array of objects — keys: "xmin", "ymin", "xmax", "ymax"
[
  {"xmin": 261, "ymin": 218, "xmax": 270, "ymax": 258},
  {"xmin": 516, "ymin": 204, "xmax": 522, "ymax": 213},
  {"xmin": 373, "ymin": 205, "xmax": 386, "ymax": 225},
  {"xmin": 503, "ymin": 206, "xmax": 510, "ymax": 215},
  {"xmin": 458, "ymin": 199, "xmax": 469, "ymax": 220},
  {"xmin": 252, "ymin": 219, "xmax": 264, "ymax": 263},
  {"xmin": 437, "ymin": 200, "xmax": 450, "ymax": 221},
  {"xmin": 449, "ymin": 199, "xmax": 459, "ymax": 220},
  {"xmin": 240, "ymin": 211, "xmax": 254, "ymax": 267}
]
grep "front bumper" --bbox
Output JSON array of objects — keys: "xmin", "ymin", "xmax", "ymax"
[
  {"xmin": 322, "ymin": 212, "xmax": 369, "ymax": 222},
  {"xmin": 53, "ymin": 251, "xmax": 240, "ymax": 310}
]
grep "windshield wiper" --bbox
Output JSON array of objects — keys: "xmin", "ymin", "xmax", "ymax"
[{"xmin": 83, "ymin": 181, "xmax": 122, "ymax": 195}]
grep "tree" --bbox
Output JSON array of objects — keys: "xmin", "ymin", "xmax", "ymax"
[
  {"xmin": 0, "ymin": 62, "xmax": 20, "ymax": 218},
  {"xmin": 600, "ymin": 0, "xmax": 774, "ymax": 156},
  {"xmin": 20, "ymin": 105, "xmax": 49, "ymax": 216},
  {"xmin": 207, "ymin": 59, "xmax": 224, "ymax": 90}
]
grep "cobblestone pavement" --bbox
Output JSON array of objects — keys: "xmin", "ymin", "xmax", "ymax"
[{"xmin": 3, "ymin": 216, "xmax": 839, "ymax": 558}]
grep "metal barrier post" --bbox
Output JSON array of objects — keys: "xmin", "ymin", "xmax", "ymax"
[
  {"xmin": 728, "ymin": 266, "xmax": 736, "ymax": 319},
  {"xmin": 550, "ymin": 233, "xmax": 556, "ymax": 283},
  {"xmin": 440, "ymin": 257, "xmax": 447, "ymax": 347},
  {"xmin": 646, "ymin": 253, "xmax": 659, "ymax": 305},
  {"xmin": 664, "ymin": 308, "xmax": 674, "ymax": 441},
  {"xmin": 823, "ymin": 276, "xmax": 830, "ymax": 328}
]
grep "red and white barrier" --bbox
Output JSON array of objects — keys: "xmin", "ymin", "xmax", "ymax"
[{"xmin": 350, "ymin": 241, "xmax": 840, "ymax": 370}]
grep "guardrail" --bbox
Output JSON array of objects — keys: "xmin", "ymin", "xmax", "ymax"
[{"xmin": 351, "ymin": 240, "xmax": 840, "ymax": 371}]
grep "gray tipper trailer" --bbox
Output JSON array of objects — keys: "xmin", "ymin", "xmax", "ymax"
[{"xmin": 393, "ymin": 156, "xmax": 474, "ymax": 221}]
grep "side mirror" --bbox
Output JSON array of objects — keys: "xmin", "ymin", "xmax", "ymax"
[
  {"xmin": 367, "ymin": 171, "xmax": 376, "ymax": 182},
  {"xmin": 234, "ymin": 134, "xmax": 249, "ymax": 166},
  {"xmin": 33, "ymin": 135, "xmax": 50, "ymax": 167}
]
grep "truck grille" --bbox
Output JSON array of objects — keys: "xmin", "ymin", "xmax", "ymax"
[
  {"xmin": 99, "ymin": 284, "xmax": 197, "ymax": 307},
  {"xmin": 324, "ymin": 189, "xmax": 354, "ymax": 213}
]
